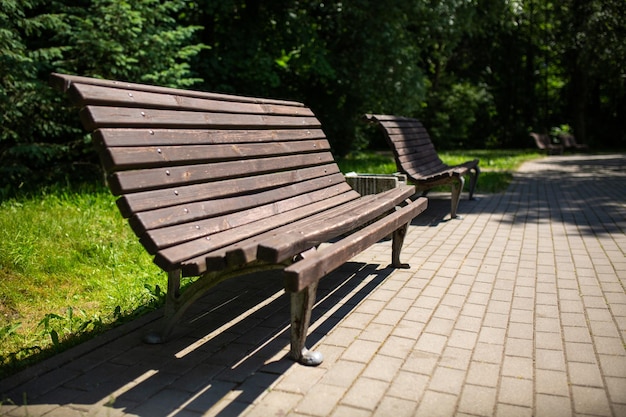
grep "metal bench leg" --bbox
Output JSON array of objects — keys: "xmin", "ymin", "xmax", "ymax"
[
  {"xmin": 144, "ymin": 269, "xmax": 183, "ymax": 344},
  {"xmin": 468, "ymin": 166, "xmax": 480, "ymax": 200},
  {"xmin": 144, "ymin": 262, "xmax": 286, "ymax": 344},
  {"xmin": 450, "ymin": 176, "xmax": 465, "ymax": 219},
  {"xmin": 391, "ymin": 220, "xmax": 410, "ymax": 268},
  {"xmin": 290, "ymin": 281, "xmax": 323, "ymax": 366}
]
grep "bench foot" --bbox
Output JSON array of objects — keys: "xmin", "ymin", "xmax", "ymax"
[
  {"xmin": 391, "ymin": 216, "xmax": 410, "ymax": 269},
  {"xmin": 290, "ymin": 282, "xmax": 323, "ymax": 366},
  {"xmin": 450, "ymin": 176, "xmax": 464, "ymax": 219},
  {"xmin": 295, "ymin": 347, "xmax": 324, "ymax": 366}
]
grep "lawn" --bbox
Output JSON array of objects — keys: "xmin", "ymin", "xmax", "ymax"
[
  {"xmin": 0, "ymin": 149, "xmax": 543, "ymax": 378},
  {"xmin": 337, "ymin": 149, "xmax": 543, "ymax": 194}
]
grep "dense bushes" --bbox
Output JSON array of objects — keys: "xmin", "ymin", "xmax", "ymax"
[
  {"xmin": 1, "ymin": 0, "xmax": 625, "ymax": 197},
  {"xmin": 0, "ymin": 0, "xmax": 205, "ymax": 197}
]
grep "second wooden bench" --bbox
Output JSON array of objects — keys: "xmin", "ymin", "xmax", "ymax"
[{"xmin": 366, "ymin": 114, "xmax": 480, "ymax": 219}]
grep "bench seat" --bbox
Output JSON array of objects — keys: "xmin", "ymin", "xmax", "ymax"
[
  {"xmin": 51, "ymin": 73, "xmax": 428, "ymax": 366},
  {"xmin": 366, "ymin": 114, "xmax": 480, "ymax": 218}
]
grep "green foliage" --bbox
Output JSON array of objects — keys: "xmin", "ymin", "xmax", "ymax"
[
  {"xmin": 337, "ymin": 149, "xmax": 543, "ymax": 194},
  {"xmin": 57, "ymin": 0, "xmax": 206, "ymax": 87},
  {"xmin": 0, "ymin": 0, "xmax": 206, "ymax": 198},
  {"xmin": 1, "ymin": 0, "xmax": 625, "ymax": 195},
  {"xmin": 192, "ymin": 1, "xmax": 427, "ymax": 156},
  {"xmin": 427, "ymin": 82, "xmax": 495, "ymax": 149}
]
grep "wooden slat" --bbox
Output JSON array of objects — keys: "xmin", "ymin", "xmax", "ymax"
[
  {"xmin": 256, "ymin": 185, "xmax": 417, "ymax": 263},
  {"xmin": 185, "ymin": 193, "xmax": 384, "ymax": 275},
  {"xmin": 94, "ymin": 128, "xmax": 326, "ymax": 147},
  {"xmin": 51, "ymin": 72, "xmax": 304, "ymax": 107},
  {"xmin": 108, "ymin": 152, "xmax": 336, "ymax": 195},
  {"xmin": 101, "ymin": 139, "xmax": 330, "ymax": 171},
  {"xmin": 142, "ymin": 183, "xmax": 357, "ymax": 253},
  {"xmin": 154, "ymin": 191, "xmax": 362, "ymax": 270},
  {"xmin": 284, "ymin": 197, "xmax": 428, "ymax": 292},
  {"xmin": 128, "ymin": 173, "xmax": 348, "ymax": 235},
  {"xmin": 115, "ymin": 163, "xmax": 341, "ymax": 217},
  {"xmin": 219, "ymin": 191, "xmax": 393, "ymax": 268},
  {"xmin": 81, "ymin": 106, "xmax": 320, "ymax": 131},
  {"xmin": 68, "ymin": 83, "xmax": 314, "ymax": 116}
]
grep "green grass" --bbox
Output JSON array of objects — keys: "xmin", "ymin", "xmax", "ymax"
[
  {"xmin": 337, "ymin": 149, "xmax": 544, "ymax": 194},
  {"xmin": 0, "ymin": 185, "xmax": 167, "ymax": 378},
  {"xmin": 0, "ymin": 149, "xmax": 542, "ymax": 378}
]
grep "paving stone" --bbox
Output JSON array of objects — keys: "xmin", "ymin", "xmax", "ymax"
[
  {"xmin": 571, "ymin": 386, "xmax": 612, "ymax": 416},
  {"xmin": 415, "ymin": 390, "xmax": 458, "ymax": 417},
  {"xmin": 536, "ymin": 368, "xmax": 569, "ymax": 397},
  {"xmin": 439, "ymin": 346, "xmax": 472, "ymax": 370},
  {"xmin": 294, "ymin": 383, "xmax": 346, "ymax": 417},
  {"xmin": 568, "ymin": 361, "xmax": 605, "ymax": 387},
  {"xmin": 458, "ymin": 384, "xmax": 496, "ymax": 416},
  {"xmin": 472, "ymin": 341, "xmax": 504, "ymax": 364},
  {"xmin": 340, "ymin": 377, "xmax": 387, "ymax": 411},
  {"xmin": 535, "ymin": 394, "xmax": 573, "ymax": 417},
  {"xmin": 498, "ymin": 376, "xmax": 533, "ymax": 407},
  {"xmin": 466, "ymin": 361, "xmax": 499, "ymax": 388},
  {"xmin": 386, "ymin": 371, "xmax": 429, "ymax": 401},
  {"xmin": 598, "ymin": 354, "xmax": 626, "ymax": 377},
  {"xmin": 605, "ymin": 376, "xmax": 626, "ymax": 404},
  {"xmin": 372, "ymin": 396, "xmax": 417, "ymax": 417},
  {"xmin": 495, "ymin": 403, "xmax": 532, "ymax": 417}
]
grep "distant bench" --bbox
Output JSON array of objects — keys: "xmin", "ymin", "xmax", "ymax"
[
  {"xmin": 50, "ymin": 73, "xmax": 428, "ymax": 366},
  {"xmin": 366, "ymin": 114, "xmax": 479, "ymax": 219},
  {"xmin": 530, "ymin": 132, "xmax": 563, "ymax": 155}
]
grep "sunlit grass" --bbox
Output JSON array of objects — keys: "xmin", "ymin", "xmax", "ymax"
[
  {"xmin": 0, "ymin": 185, "xmax": 166, "ymax": 378},
  {"xmin": 337, "ymin": 149, "xmax": 543, "ymax": 193}
]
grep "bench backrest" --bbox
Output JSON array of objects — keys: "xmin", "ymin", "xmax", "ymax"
[
  {"xmin": 50, "ymin": 73, "xmax": 358, "ymax": 275},
  {"xmin": 530, "ymin": 132, "xmax": 551, "ymax": 150},
  {"xmin": 366, "ymin": 114, "xmax": 447, "ymax": 178}
]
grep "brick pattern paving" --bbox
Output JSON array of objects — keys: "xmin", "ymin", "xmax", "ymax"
[{"xmin": 1, "ymin": 154, "xmax": 625, "ymax": 417}]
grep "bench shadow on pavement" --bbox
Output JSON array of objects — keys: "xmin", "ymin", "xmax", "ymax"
[
  {"xmin": 3, "ymin": 262, "xmax": 394, "ymax": 417},
  {"xmin": 411, "ymin": 193, "xmax": 472, "ymax": 226}
]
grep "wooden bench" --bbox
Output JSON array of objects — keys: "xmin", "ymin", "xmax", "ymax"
[
  {"xmin": 50, "ymin": 73, "xmax": 428, "ymax": 366},
  {"xmin": 365, "ymin": 114, "xmax": 479, "ymax": 219},
  {"xmin": 557, "ymin": 133, "xmax": 589, "ymax": 152},
  {"xmin": 530, "ymin": 132, "xmax": 564, "ymax": 155}
]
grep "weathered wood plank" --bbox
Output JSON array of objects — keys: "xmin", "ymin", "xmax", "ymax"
[
  {"xmin": 51, "ymin": 72, "xmax": 304, "ymax": 107},
  {"xmin": 94, "ymin": 128, "xmax": 326, "ymax": 148},
  {"xmin": 101, "ymin": 139, "xmax": 331, "ymax": 171},
  {"xmin": 115, "ymin": 163, "xmax": 341, "ymax": 217},
  {"xmin": 154, "ymin": 191, "xmax": 362, "ymax": 270},
  {"xmin": 108, "ymin": 152, "xmax": 336, "ymax": 195},
  {"xmin": 128, "ymin": 173, "xmax": 348, "ymax": 235},
  {"xmin": 185, "ymin": 194, "xmax": 381, "ymax": 275},
  {"xmin": 284, "ymin": 197, "xmax": 428, "ymax": 292},
  {"xmin": 68, "ymin": 83, "xmax": 315, "ymax": 116},
  {"xmin": 140, "ymin": 182, "xmax": 356, "ymax": 253},
  {"xmin": 256, "ymin": 185, "xmax": 416, "ymax": 263},
  {"xmin": 81, "ymin": 106, "xmax": 320, "ymax": 131}
]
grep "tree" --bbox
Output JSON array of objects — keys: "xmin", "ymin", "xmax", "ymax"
[
  {"xmin": 0, "ymin": 0, "xmax": 71, "ymax": 195},
  {"xmin": 559, "ymin": 0, "xmax": 626, "ymax": 147},
  {"xmin": 0, "ymin": 0, "xmax": 205, "ymax": 197}
]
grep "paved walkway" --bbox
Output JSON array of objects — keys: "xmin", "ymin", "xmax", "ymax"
[{"xmin": 1, "ymin": 154, "xmax": 625, "ymax": 417}]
